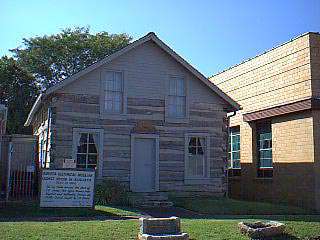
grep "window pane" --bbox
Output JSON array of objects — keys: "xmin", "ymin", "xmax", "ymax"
[
  {"xmin": 188, "ymin": 156, "xmax": 197, "ymax": 176},
  {"xmin": 188, "ymin": 146, "xmax": 196, "ymax": 155},
  {"xmin": 105, "ymin": 100, "xmax": 113, "ymax": 111},
  {"xmin": 106, "ymin": 80, "xmax": 114, "ymax": 91},
  {"xmin": 232, "ymin": 151, "xmax": 240, "ymax": 160},
  {"xmin": 88, "ymin": 134, "xmax": 95, "ymax": 143},
  {"xmin": 77, "ymin": 144, "xmax": 87, "ymax": 153},
  {"xmin": 196, "ymin": 156, "xmax": 204, "ymax": 176},
  {"xmin": 105, "ymin": 72, "xmax": 114, "ymax": 81},
  {"xmin": 260, "ymin": 158, "xmax": 272, "ymax": 168},
  {"xmin": 176, "ymin": 78, "xmax": 185, "ymax": 96},
  {"xmin": 114, "ymin": 72, "xmax": 123, "ymax": 91},
  {"xmin": 168, "ymin": 104, "xmax": 176, "ymax": 117},
  {"xmin": 169, "ymin": 78, "xmax": 176, "ymax": 95},
  {"xmin": 260, "ymin": 149, "xmax": 272, "ymax": 159},
  {"xmin": 233, "ymin": 159, "xmax": 241, "ymax": 169},
  {"xmin": 77, "ymin": 154, "xmax": 86, "ymax": 165},
  {"xmin": 87, "ymin": 164, "xmax": 96, "ymax": 169},
  {"xmin": 88, "ymin": 155, "xmax": 97, "ymax": 165},
  {"xmin": 77, "ymin": 164, "xmax": 86, "ymax": 169},
  {"xmin": 168, "ymin": 96, "xmax": 176, "ymax": 105},
  {"xmin": 189, "ymin": 137, "xmax": 197, "ymax": 147},
  {"xmin": 79, "ymin": 133, "xmax": 88, "ymax": 144},
  {"xmin": 88, "ymin": 144, "xmax": 97, "ymax": 154}
]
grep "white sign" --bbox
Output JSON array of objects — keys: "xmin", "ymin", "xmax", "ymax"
[
  {"xmin": 40, "ymin": 169, "xmax": 95, "ymax": 208},
  {"xmin": 63, "ymin": 159, "xmax": 76, "ymax": 169}
]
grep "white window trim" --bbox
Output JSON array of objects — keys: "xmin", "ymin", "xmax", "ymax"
[
  {"xmin": 258, "ymin": 131, "xmax": 273, "ymax": 169},
  {"xmin": 165, "ymin": 74, "xmax": 189, "ymax": 123},
  {"xmin": 228, "ymin": 128, "xmax": 241, "ymax": 169},
  {"xmin": 100, "ymin": 69, "xmax": 127, "ymax": 119},
  {"xmin": 72, "ymin": 128, "xmax": 104, "ymax": 178},
  {"xmin": 130, "ymin": 133, "xmax": 160, "ymax": 192},
  {"xmin": 184, "ymin": 133, "xmax": 210, "ymax": 183}
]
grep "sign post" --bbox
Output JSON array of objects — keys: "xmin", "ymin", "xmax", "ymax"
[{"xmin": 40, "ymin": 169, "xmax": 95, "ymax": 208}]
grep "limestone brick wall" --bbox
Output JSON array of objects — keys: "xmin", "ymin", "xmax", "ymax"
[
  {"xmin": 310, "ymin": 33, "xmax": 320, "ymax": 96},
  {"xmin": 272, "ymin": 111, "xmax": 314, "ymax": 164},
  {"xmin": 211, "ymin": 32, "xmax": 320, "ymax": 211},
  {"xmin": 210, "ymin": 33, "xmax": 313, "ymax": 113}
]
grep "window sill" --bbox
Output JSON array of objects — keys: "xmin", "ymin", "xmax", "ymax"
[
  {"xmin": 184, "ymin": 178, "xmax": 211, "ymax": 185},
  {"xmin": 165, "ymin": 117, "xmax": 189, "ymax": 124}
]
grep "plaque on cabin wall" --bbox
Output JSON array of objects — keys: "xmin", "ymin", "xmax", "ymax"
[{"xmin": 132, "ymin": 120, "xmax": 157, "ymax": 133}]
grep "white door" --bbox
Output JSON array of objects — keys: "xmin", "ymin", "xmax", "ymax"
[{"xmin": 132, "ymin": 137, "xmax": 156, "ymax": 192}]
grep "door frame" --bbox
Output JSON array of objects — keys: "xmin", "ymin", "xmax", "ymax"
[{"xmin": 130, "ymin": 133, "xmax": 159, "ymax": 192}]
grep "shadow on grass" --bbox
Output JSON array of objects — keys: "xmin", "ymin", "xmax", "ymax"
[{"xmin": 0, "ymin": 202, "xmax": 142, "ymax": 222}]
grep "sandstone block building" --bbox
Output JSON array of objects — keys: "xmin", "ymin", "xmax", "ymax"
[
  {"xmin": 25, "ymin": 33, "xmax": 239, "ymax": 205},
  {"xmin": 210, "ymin": 32, "xmax": 320, "ymax": 211}
]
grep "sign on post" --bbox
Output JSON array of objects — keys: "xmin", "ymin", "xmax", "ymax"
[{"xmin": 40, "ymin": 169, "xmax": 95, "ymax": 208}]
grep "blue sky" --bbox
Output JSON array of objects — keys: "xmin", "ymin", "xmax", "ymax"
[{"xmin": 0, "ymin": 0, "xmax": 319, "ymax": 76}]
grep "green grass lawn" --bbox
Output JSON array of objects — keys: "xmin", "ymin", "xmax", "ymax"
[
  {"xmin": 1, "ymin": 199, "xmax": 319, "ymax": 239},
  {"xmin": 1, "ymin": 217, "xmax": 320, "ymax": 240},
  {"xmin": 173, "ymin": 197, "xmax": 310, "ymax": 215}
]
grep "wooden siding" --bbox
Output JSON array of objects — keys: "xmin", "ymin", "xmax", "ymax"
[{"xmin": 39, "ymin": 40, "xmax": 229, "ymax": 196}]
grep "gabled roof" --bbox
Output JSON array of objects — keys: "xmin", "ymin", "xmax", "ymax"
[{"xmin": 25, "ymin": 32, "xmax": 240, "ymax": 126}]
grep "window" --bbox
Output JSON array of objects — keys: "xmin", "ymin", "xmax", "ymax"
[
  {"xmin": 38, "ymin": 130, "xmax": 50, "ymax": 169},
  {"xmin": 228, "ymin": 127, "xmax": 240, "ymax": 169},
  {"xmin": 186, "ymin": 135, "xmax": 208, "ymax": 178},
  {"xmin": 104, "ymin": 71, "xmax": 123, "ymax": 113},
  {"xmin": 228, "ymin": 126, "xmax": 241, "ymax": 177},
  {"xmin": 168, "ymin": 76, "xmax": 186, "ymax": 118},
  {"xmin": 74, "ymin": 132, "xmax": 99, "ymax": 169},
  {"xmin": 257, "ymin": 122, "xmax": 273, "ymax": 178}
]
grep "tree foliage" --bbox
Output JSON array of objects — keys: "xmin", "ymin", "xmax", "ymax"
[
  {"xmin": 0, "ymin": 56, "xmax": 39, "ymax": 134},
  {"xmin": 11, "ymin": 27, "xmax": 132, "ymax": 89},
  {"xmin": 0, "ymin": 27, "xmax": 131, "ymax": 134}
]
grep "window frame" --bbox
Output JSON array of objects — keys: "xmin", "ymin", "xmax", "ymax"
[
  {"xmin": 256, "ymin": 122, "xmax": 273, "ymax": 178},
  {"xmin": 184, "ymin": 133, "xmax": 210, "ymax": 182},
  {"xmin": 228, "ymin": 126, "xmax": 241, "ymax": 170},
  {"xmin": 100, "ymin": 69, "xmax": 127, "ymax": 119},
  {"xmin": 165, "ymin": 75, "xmax": 189, "ymax": 123},
  {"xmin": 72, "ymin": 128, "xmax": 104, "ymax": 178}
]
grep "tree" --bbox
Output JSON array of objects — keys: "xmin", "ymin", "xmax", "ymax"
[
  {"xmin": 0, "ymin": 56, "xmax": 39, "ymax": 134},
  {"xmin": 0, "ymin": 27, "xmax": 131, "ymax": 134},
  {"xmin": 11, "ymin": 27, "xmax": 132, "ymax": 89}
]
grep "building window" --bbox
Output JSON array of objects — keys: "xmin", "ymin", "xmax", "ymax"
[
  {"xmin": 168, "ymin": 76, "xmax": 186, "ymax": 118},
  {"xmin": 104, "ymin": 71, "xmax": 123, "ymax": 113},
  {"xmin": 38, "ymin": 130, "xmax": 50, "ymax": 169},
  {"xmin": 74, "ymin": 132, "xmax": 100, "ymax": 169},
  {"xmin": 228, "ymin": 126, "xmax": 241, "ymax": 177},
  {"xmin": 257, "ymin": 122, "xmax": 273, "ymax": 178},
  {"xmin": 186, "ymin": 135, "xmax": 208, "ymax": 178},
  {"xmin": 228, "ymin": 127, "xmax": 240, "ymax": 169}
]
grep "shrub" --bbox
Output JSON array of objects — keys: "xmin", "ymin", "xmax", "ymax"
[{"xmin": 95, "ymin": 179, "xmax": 128, "ymax": 206}]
